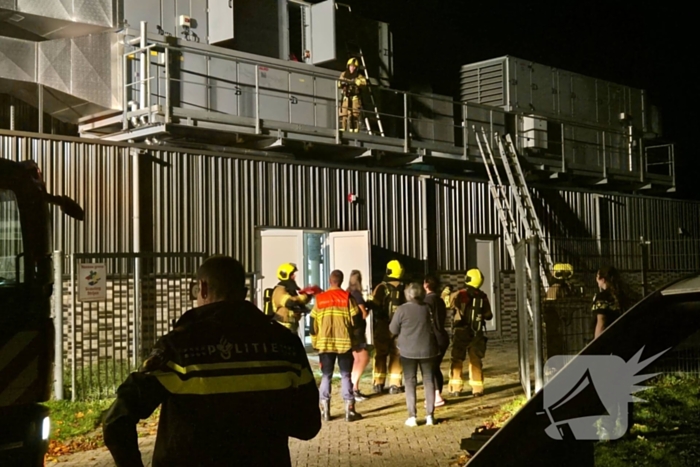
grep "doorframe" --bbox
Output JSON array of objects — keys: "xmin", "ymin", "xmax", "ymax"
[{"xmin": 468, "ymin": 234, "xmax": 502, "ymax": 339}]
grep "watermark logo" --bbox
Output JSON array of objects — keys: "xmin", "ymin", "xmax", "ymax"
[{"xmin": 541, "ymin": 347, "xmax": 669, "ymax": 441}]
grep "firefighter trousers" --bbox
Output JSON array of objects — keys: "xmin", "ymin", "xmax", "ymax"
[
  {"xmin": 372, "ymin": 319, "xmax": 402, "ymax": 388},
  {"xmin": 449, "ymin": 327, "xmax": 487, "ymax": 394},
  {"xmin": 340, "ymin": 96, "xmax": 362, "ymax": 132}
]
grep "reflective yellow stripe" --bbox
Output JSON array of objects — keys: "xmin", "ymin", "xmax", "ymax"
[
  {"xmin": 469, "ymin": 380, "xmax": 484, "ymax": 387},
  {"xmin": 166, "ymin": 360, "xmax": 302, "ymax": 375},
  {"xmin": 153, "ymin": 367, "xmax": 314, "ymax": 395},
  {"xmin": 388, "ymin": 373, "xmax": 402, "ymax": 378},
  {"xmin": 449, "ymin": 379, "xmax": 463, "ymax": 385},
  {"xmin": 372, "ymin": 372, "xmax": 386, "ymax": 378}
]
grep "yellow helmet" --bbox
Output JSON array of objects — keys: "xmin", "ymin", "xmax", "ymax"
[
  {"xmin": 347, "ymin": 57, "xmax": 359, "ymax": 68},
  {"xmin": 386, "ymin": 260, "xmax": 404, "ymax": 280},
  {"xmin": 553, "ymin": 263, "xmax": 574, "ymax": 280},
  {"xmin": 465, "ymin": 268, "xmax": 484, "ymax": 289},
  {"xmin": 277, "ymin": 263, "xmax": 298, "ymax": 281}
]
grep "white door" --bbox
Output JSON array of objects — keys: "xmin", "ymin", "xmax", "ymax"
[
  {"xmin": 327, "ymin": 230, "xmax": 372, "ymax": 343},
  {"xmin": 474, "ymin": 238, "xmax": 499, "ymax": 333},
  {"xmin": 310, "ymin": 0, "xmax": 336, "ymax": 64},
  {"xmin": 258, "ymin": 229, "xmax": 305, "ymax": 339},
  {"xmin": 209, "ymin": 0, "xmax": 234, "ymax": 44}
]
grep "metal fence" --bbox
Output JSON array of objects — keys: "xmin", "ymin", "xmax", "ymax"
[
  {"xmin": 536, "ymin": 237, "xmax": 700, "ymax": 382},
  {"xmin": 54, "ymin": 252, "xmax": 205, "ymax": 400}
]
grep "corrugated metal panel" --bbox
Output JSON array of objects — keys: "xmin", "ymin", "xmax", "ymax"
[
  {"xmin": 2, "ymin": 131, "xmax": 698, "ymax": 274},
  {"xmin": 0, "ymin": 133, "xmax": 132, "ymax": 254},
  {"xmin": 151, "ymin": 152, "xmax": 424, "ymax": 272}
]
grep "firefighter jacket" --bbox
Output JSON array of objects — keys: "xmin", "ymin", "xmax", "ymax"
[
  {"xmin": 309, "ymin": 288, "xmax": 363, "ymax": 354},
  {"xmin": 338, "ymin": 70, "xmax": 367, "ymax": 98},
  {"xmin": 102, "ymin": 300, "xmax": 321, "ymax": 467},
  {"xmin": 446, "ymin": 286, "xmax": 492, "ymax": 333},
  {"xmin": 272, "ymin": 279, "xmax": 310, "ymax": 331},
  {"xmin": 371, "ymin": 279, "xmax": 405, "ymax": 321}
]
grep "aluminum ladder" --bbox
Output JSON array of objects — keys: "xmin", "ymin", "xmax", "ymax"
[
  {"xmin": 345, "ymin": 43, "xmax": 385, "ymax": 136},
  {"xmin": 496, "ymin": 133, "xmax": 553, "ymax": 291},
  {"xmin": 474, "ymin": 127, "xmax": 551, "ymax": 312}
]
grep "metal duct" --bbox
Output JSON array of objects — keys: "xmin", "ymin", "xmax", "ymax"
[{"xmin": 0, "ymin": 32, "xmax": 121, "ymax": 122}]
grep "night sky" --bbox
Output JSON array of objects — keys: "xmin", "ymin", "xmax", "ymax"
[{"xmin": 346, "ymin": 0, "xmax": 697, "ymax": 200}]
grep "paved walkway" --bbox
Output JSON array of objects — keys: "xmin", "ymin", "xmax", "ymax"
[{"xmin": 52, "ymin": 342, "xmax": 521, "ymax": 466}]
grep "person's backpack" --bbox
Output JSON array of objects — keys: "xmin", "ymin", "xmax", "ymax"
[
  {"xmin": 383, "ymin": 282, "xmax": 405, "ymax": 319},
  {"xmin": 263, "ymin": 287, "xmax": 275, "ymax": 317}
]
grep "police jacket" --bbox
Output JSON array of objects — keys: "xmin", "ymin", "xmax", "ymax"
[{"xmin": 102, "ymin": 300, "xmax": 321, "ymax": 467}]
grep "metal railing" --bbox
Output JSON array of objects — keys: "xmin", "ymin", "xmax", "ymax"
[{"xmin": 117, "ymin": 22, "xmax": 674, "ymax": 184}]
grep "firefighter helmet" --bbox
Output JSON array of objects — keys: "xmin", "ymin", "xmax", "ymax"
[
  {"xmin": 277, "ymin": 263, "xmax": 298, "ymax": 281},
  {"xmin": 553, "ymin": 263, "xmax": 574, "ymax": 280},
  {"xmin": 346, "ymin": 57, "xmax": 359, "ymax": 68},
  {"xmin": 386, "ymin": 260, "xmax": 404, "ymax": 280},
  {"xmin": 465, "ymin": 268, "xmax": 484, "ymax": 289}
]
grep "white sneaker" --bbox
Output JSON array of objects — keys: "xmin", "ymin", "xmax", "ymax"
[
  {"xmin": 405, "ymin": 417, "xmax": 417, "ymax": 427},
  {"xmin": 426, "ymin": 415, "xmax": 435, "ymax": 426}
]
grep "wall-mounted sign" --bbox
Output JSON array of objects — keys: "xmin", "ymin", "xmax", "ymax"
[{"xmin": 78, "ymin": 263, "xmax": 106, "ymax": 302}]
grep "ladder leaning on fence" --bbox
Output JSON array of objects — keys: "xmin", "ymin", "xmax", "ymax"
[
  {"xmin": 346, "ymin": 42, "xmax": 385, "ymax": 137},
  {"xmin": 474, "ymin": 127, "xmax": 553, "ymax": 293}
]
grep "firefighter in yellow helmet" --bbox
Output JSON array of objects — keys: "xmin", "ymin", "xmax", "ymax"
[
  {"xmin": 441, "ymin": 268, "xmax": 492, "ymax": 397},
  {"xmin": 338, "ymin": 57, "xmax": 367, "ymax": 132},
  {"xmin": 270, "ymin": 263, "xmax": 312, "ymax": 335},
  {"xmin": 370, "ymin": 260, "xmax": 406, "ymax": 394}
]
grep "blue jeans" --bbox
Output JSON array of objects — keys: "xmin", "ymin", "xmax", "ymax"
[
  {"xmin": 401, "ymin": 356, "xmax": 436, "ymax": 418},
  {"xmin": 319, "ymin": 351, "xmax": 354, "ymax": 401}
]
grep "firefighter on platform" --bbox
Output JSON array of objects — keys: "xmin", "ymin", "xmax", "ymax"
[
  {"xmin": 442, "ymin": 268, "xmax": 492, "ymax": 397},
  {"xmin": 370, "ymin": 260, "xmax": 406, "ymax": 394},
  {"xmin": 269, "ymin": 263, "xmax": 318, "ymax": 335},
  {"xmin": 338, "ymin": 57, "xmax": 367, "ymax": 132},
  {"xmin": 102, "ymin": 256, "xmax": 321, "ymax": 466}
]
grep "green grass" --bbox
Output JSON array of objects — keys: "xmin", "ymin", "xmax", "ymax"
[
  {"xmin": 595, "ymin": 374, "xmax": 700, "ymax": 467},
  {"xmin": 485, "ymin": 395, "xmax": 528, "ymax": 428},
  {"xmin": 44, "ymin": 399, "xmax": 114, "ymax": 443},
  {"xmin": 61, "ymin": 360, "xmax": 138, "ymax": 401}
]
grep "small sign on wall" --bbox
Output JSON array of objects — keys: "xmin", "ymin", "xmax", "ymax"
[{"xmin": 78, "ymin": 263, "xmax": 106, "ymax": 302}]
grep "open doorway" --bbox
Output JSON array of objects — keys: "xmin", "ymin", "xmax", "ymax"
[{"xmin": 287, "ymin": 1, "xmax": 310, "ymax": 63}]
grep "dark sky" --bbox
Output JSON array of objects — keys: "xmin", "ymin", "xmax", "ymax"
[{"xmin": 346, "ymin": 0, "xmax": 696, "ymax": 199}]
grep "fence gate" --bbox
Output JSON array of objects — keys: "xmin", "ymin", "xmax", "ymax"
[{"xmin": 56, "ymin": 252, "xmax": 205, "ymax": 400}]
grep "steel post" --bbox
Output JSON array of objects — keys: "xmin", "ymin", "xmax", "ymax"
[
  {"xmin": 132, "ymin": 148, "xmax": 141, "ymax": 366},
  {"xmin": 403, "ymin": 93, "xmax": 409, "ymax": 153},
  {"xmin": 70, "ymin": 254, "xmax": 76, "ymax": 401},
  {"xmin": 140, "ymin": 22, "xmax": 147, "ymax": 110},
  {"xmin": 530, "ymin": 237, "xmax": 544, "ymax": 393},
  {"xmin": 53, "ymin": 251, "xmax": 64, "ymax": 400}
]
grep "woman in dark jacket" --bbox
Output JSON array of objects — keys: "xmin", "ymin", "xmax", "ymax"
[
  {"xmin": 592, "ymin": 265, "xmax": 627, "ymax": 338},
  {"xmin": 389, "ymin": 282, "xmax": 439, "ymax": 427}
]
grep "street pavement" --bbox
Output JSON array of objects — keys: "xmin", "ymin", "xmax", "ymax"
[{"xmin": 52, "ymin": 342, "xmax": 522, "ymax": 466}]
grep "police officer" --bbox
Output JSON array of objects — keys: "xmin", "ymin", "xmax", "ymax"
[
  {"xmin": 371, "ymin": 260, "xmax": 406, "ymax": 394},
  {"xmin": 102, "ymin": 256, "xmax": 321, "ymax": 466},
  {"xmin": 442, "ymin": 268, "xmax": 492, "ymax": 397},
  {"xmin": 338, "ymin": 57, "xmax": 367, "ymax": 132},
  {"xmin": 271, "ymin": 263, "xmax": 312, "ymax": 334}
]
